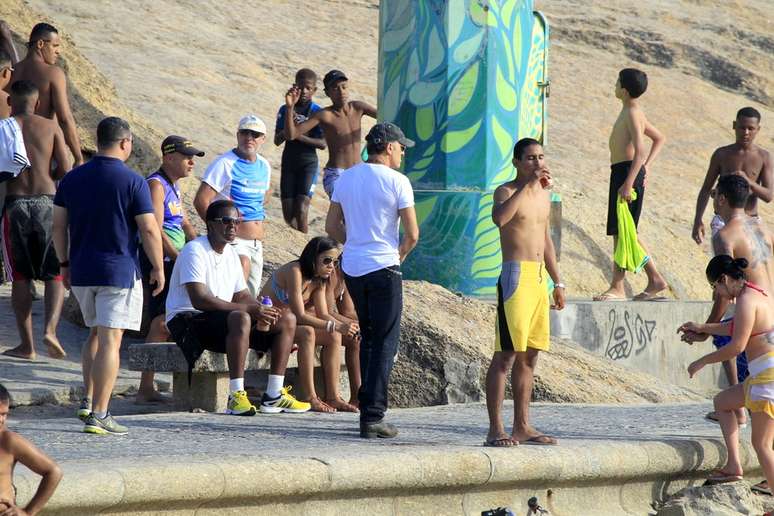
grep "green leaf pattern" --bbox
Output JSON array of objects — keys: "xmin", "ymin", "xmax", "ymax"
[{"xmin": 378, "ymin": 1, "xmax": 548, "ymax": 295}]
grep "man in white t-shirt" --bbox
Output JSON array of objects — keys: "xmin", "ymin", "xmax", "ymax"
[
  {"xmin": 193, "ymin": 115, "xmax": 272, "ymax": 297},
  {"xmin": 166, "ymin": 199, "xmax": 310, "ymax": 415},
  {"xmin": 325, "ymin": 122, "xmax": 419, "ymax": 438}
]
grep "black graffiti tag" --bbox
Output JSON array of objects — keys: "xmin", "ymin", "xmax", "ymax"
[{"xmin": 605, "ymin": 309, "xmax": 657, "ymax": 361}]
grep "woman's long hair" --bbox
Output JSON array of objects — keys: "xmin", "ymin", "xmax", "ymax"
[{"xmin": 298, "ymin": 236, "xmax": 340, "ymax": 280}]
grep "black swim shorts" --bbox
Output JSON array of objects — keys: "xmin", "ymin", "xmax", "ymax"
[
  {"xmin": 280, "ymin": 150, "xmax": 318, "ymax": 199},
  {"xmin": 1, "ymin": 194, "xmax": 61, "ymax": 281},
  {"xmin": 606, "ymin": 161, "xmax": 646, "ymax": 236}
]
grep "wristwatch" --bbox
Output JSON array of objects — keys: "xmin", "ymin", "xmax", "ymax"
[{"xmin": 554, "ymin": 282, "xmax": 566, "ymax": 289}]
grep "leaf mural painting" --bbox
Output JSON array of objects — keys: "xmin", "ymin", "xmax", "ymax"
[{"xmin": 379, "ymin": 1, "xmax": 549, "ymax": 295}]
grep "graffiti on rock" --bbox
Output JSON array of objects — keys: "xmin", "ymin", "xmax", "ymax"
[{"xmin": 605, "ymin": 309, "xmax": 657, "ymax": 361}]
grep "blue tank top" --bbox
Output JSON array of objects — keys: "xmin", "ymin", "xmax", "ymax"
[{"xmin": 147, "ymin": 170, "xmax": 185, "ymax": 251}]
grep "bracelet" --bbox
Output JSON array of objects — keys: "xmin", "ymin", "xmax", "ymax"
[
  {"xmin": 326, "ymin": 320, "xmax": 335, "ymax": 333},
  {"xmin": 554, "ymin": 283, "xmax": 566, "ymax": 289}
]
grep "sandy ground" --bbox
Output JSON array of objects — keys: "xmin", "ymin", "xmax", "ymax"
[{"xmin": 6, "ymin": 0, "xmax": 770, "ymax": 302}]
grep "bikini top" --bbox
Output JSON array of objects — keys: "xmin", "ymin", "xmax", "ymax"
[
  {"xmin": 730, "ymin": 282, "xmax": 774, "ymax": 338},
  {"xmin": 271, "ymin": 272, "xmax": 314, "ymax": 307}
]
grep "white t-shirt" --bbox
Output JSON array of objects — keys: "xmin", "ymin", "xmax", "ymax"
[
  {"xmin": 165, "ymin": 236, "xmax": 247, "ymax": 322},
  {"xmin": 331, "ymin": 162, "xmax": 414, "ymax": 277}
]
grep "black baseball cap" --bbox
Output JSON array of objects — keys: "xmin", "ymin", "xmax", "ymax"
[
  {"xmin": 365, "ymin": 122, "xmax": 415, "ymax": 148},
  {"xmin": 161, "ymin": 135, "xmax": 205, "ymax": 157},
  {"xmin": 323, "ymin": 69, "xmax": 348, "ymax": 89}
]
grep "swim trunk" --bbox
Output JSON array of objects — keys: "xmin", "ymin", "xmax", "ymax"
[
  {"xmin": 323, "ymin": 167, "xmax": 345, "ymax": 198},
  {"xmin": 494, "ymin": 261, "xmax": 550, "ymax": 352},
  {"xmin": 139, "ymin": 254, "xmax": 175, "ymax": 320},
  {"xmin": 606, "ymin": 161, "xmax": 646, "ymax": 236},
  {"xmin": 280, "ymin": 152, "xmax": 318, "ymax": 199},
  {"xmin": 1, "ymin": 194, "xmax": 61, "ymax": 282},
  {"xmin": 712, "ymin": 317, "xmax": 749, "ymax": 383},
  {"xmin": 167, "ymin": 310, "xmax": 276, "ymax": 356},
  {"xmin": 743, "ymin": 351, "xmax": 774, "ymax": 419},
  {"xmin": 231, "ymin": 237, "xmax": 263, "ymax": 298}
]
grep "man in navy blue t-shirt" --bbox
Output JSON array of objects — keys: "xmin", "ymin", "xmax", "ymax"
[{"xmin": 53, "ymin": 116, "xmax": 164, "ymax": 436}]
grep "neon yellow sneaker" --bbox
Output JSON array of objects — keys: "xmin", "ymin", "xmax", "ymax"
[
  {"xmin": 226, "ymin": 390, "xmax": 256, "ymax": 416},
  {"xmin": 259, "ymin": 386, "xmax": 311, "ymax": 414}
]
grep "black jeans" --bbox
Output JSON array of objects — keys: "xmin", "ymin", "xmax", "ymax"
[{"xmin": 344, "ymin": 265, "xmax": 403, "ymax": 424}]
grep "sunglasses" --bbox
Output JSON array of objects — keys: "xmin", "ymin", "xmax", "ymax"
[
  {"xmin": 322, "ymin": 257, "xmax": 340, "ymax": 266},
  {"xmin": 211, "ymin": 216, "xmax": 242, "ymax": 226},
  {"xmin": 238, "ymin": 130, "xmax": 262, "ymax": 139}
]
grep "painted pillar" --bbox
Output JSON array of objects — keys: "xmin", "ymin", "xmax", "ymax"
[{"xmin": 378, "ymin": 0, "xmax": 550, "ymax": 296}]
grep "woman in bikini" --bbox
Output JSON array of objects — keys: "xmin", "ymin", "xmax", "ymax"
[
  {"xmin": 678, "ymin": 255, "xmax": 774, "ymax": 491},
  {"xmin": 325, "ymin": 258, "xmax": 361, "ymax": 407},
  {"xmin": 259, "ymin": 236, "xmax": 359, "ymax": 412}
]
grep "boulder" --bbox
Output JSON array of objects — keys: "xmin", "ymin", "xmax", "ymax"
[{"xmin": 655, "ymin": 482, "xmax": 774, "ymax": 516}]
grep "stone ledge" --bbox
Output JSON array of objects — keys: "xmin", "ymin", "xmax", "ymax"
[{"xmin": 15, "ymin": 438, "xmax": 762, "ymax": 514}]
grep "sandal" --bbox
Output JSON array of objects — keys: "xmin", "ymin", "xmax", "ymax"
[
  {"xmin": 323, "ymin": 397, "xmax": 359, "ymax": 412},
  {"xmin": 752, "ymin": 480, "xmax": 772, "ymax": 496},
  {"xmin": 704, "ymin": 468, "xmax": 743, "ymax": 485},
  {"xmin": 484, "ymin": 435, "xmax": 517, "ymax": 447}
]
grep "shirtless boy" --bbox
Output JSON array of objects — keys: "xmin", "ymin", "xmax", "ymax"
[
  {"xmin": 683, "ymin": 175, "xmax": 774, "ymax": 425},
  {"xmin": 275, "ymin": 68, "xmax": 326, "ymax": 233},
  {"xmin": 594, "ymin": 68, "xmax": 667, "ymax": 301},
  {"xmin": 1, "ymin": 80, "xmax": 70, "ymax": 360},
  {"xmin": 0, "ymin": 384, "xmax": 62, "ymax": 515},
  {"xmin": 0, "ymin": 50, "xmax": 12, "ymax": 119},
  {"xmin": 692, "ymin": 107, "xmax": 772, "ymax": 244},
  {"xmin": 284, "ymin": 69, "xmax": 376, "ymax": 197},
  {"xmin": 485, "ymin": 138, "xmax": 565, "ymax": 447},
  {"xmin": 8, "ymin": 23, "xmax": 83, "ymax": 166}
]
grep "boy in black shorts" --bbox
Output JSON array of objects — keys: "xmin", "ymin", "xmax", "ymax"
[{"xmin": 274, "ymin": 68, "xmax": 326, "ymax": 234}]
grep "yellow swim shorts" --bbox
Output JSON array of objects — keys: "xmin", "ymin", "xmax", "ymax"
[{"xmin": 494, "ymin": 260, "xmax": 550, "ymax": 353}]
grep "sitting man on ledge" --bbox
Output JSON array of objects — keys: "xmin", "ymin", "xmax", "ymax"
[{"xmin": 165, "ymin": 199, "xmax": 310, "ymax": 415}]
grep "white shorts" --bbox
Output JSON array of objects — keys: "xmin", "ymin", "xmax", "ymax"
[
  {"xmin": 232, "ymin": 237, "xmax": 263, "ymax": 298},
  {"xmin": 72, "ymin": 278, "xmax": 143, "ymax": 330}
]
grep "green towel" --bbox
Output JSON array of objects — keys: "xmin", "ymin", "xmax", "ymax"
[{"xmin": 614, "ymin": 191, "xmax": 649, "ymax": 273}]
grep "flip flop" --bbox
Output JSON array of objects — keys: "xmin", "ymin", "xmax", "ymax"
[
  {"xmin": 632, "ymin": 291, "xmax": 668, "ymax": 302},
  {"xmin": 593, "ymin": 292, "xmax": 627, "ymax": 302},
  {"xmin": 519, "ymin": 435, "xmax": 558, "ymax": 446},
  {"xmin": 483, "ymin": 436, "xmax": 517, "ymax": 447},
  {"xmin": 704, "ymin": 469, "xmax": 743, "ymax": 485},
  {"xmin": 752, "ymin": 480, "xmax": 772, "ymax": 496}
]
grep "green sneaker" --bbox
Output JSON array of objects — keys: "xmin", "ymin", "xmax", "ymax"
[
  {"xmin": 76, "ymin": 398, "xmax": 91, "ymax": 422},
  {"xmin": 83, "ymin": 413, "xmax": 128, "ymax": 435},
  {"xmin": 226, "ymin": 390, "xmax": 256, "ymax": 416}
]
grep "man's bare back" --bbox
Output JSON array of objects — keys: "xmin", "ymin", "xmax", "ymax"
[
  {"xmin": 8, "ymin": 113, "xmax": 68, "ymax": 196},
  {"xmin": 714, "ymin": 216, "xmax": 774, "ymax": 289},
  {"xmin": 494, "ymin": 180, "xmax": 551, "ymax": 263},
  {"xmin": 10, "ymin": 60, "xmax": 58, "ymax": 120}
]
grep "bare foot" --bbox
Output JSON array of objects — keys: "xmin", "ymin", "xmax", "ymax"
[
  {"xmin": 135, "ymin": 390, "xmax": 169, "ymax": 404},
  {"xmin": 593, "ymin": 288, "xmax": 626, "ymax": 301},
  {"xmin": 348, "ymin": 397, "xmax": 359, "ymax": 409},
  {"xmin": 307, "ymin": 397, "xmax": 336, "ymax": 413},
  {"xmin": 324, "ymin": 397, "xmax": 359, "ymax": 412},
  {"xmin": 43, "ymin": 335, "xmax": 67, "ymax": 359},
  {"xmin": 2, "ymin": 346, "xmax": 36, "ymax": 360}
]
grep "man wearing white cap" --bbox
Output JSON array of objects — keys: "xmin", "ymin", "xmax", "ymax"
[{"xmin": 194, "ymin": 115, "xmax": 272, "ymax": 296}]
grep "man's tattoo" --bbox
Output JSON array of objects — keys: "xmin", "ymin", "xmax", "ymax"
[{"xmin": 743, "ymin": 218, "xmax": 772, "ymax": 269}]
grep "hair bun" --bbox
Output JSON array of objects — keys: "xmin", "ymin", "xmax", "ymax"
[{"xmin": 733, "ymin": 257, "xmax": 749, "ymax": 269}]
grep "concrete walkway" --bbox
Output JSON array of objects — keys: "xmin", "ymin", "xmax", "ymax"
[
  {"xmin": 0, "ymin": 284, "xmax": 170, "ymax": 405},
  {"xmin": 9, "ymin": 400, "xmax": 764, "ymax": 515}
]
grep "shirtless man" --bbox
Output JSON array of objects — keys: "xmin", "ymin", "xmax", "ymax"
[
  {"xmin": 284, "ymin": 69, "xmax": 376, "ymax": 197},
  {"xmin": 485, "ymin": 138, "xmax": 565, "ymax": 447},
  {"xmin": 594, "ymin": 68, "xmax": 668, "ymax": 301},
  {"xmin": 7, "ymin": 23, "xmax": 83, "ymax": 166},
  {"xmin": 692, "ymin": 107, "xmax": 772, "ymax": 245},
  {"xmin": 1, "ymin": 80, "xmax": 69, "ymax": 360},
  {"xmin": 0, "ymin": 384, "xmax": 62, "ymax": 515},
  {"xmin": 0, "ymin": 50, "xmax": 12, "ymax": 119},
  {"xmin": 682, "ymin": 174, "xmax": 774, "ymax": 426}
]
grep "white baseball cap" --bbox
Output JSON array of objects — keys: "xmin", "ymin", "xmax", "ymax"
[{"xmin": 237, "ymin": 115, "xmax": 266, "ymax": 134}]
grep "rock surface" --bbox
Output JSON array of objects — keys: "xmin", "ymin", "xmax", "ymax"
[{"xmin": 655, "ymin": 482, "xmax": 774, "ymax": 516}]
